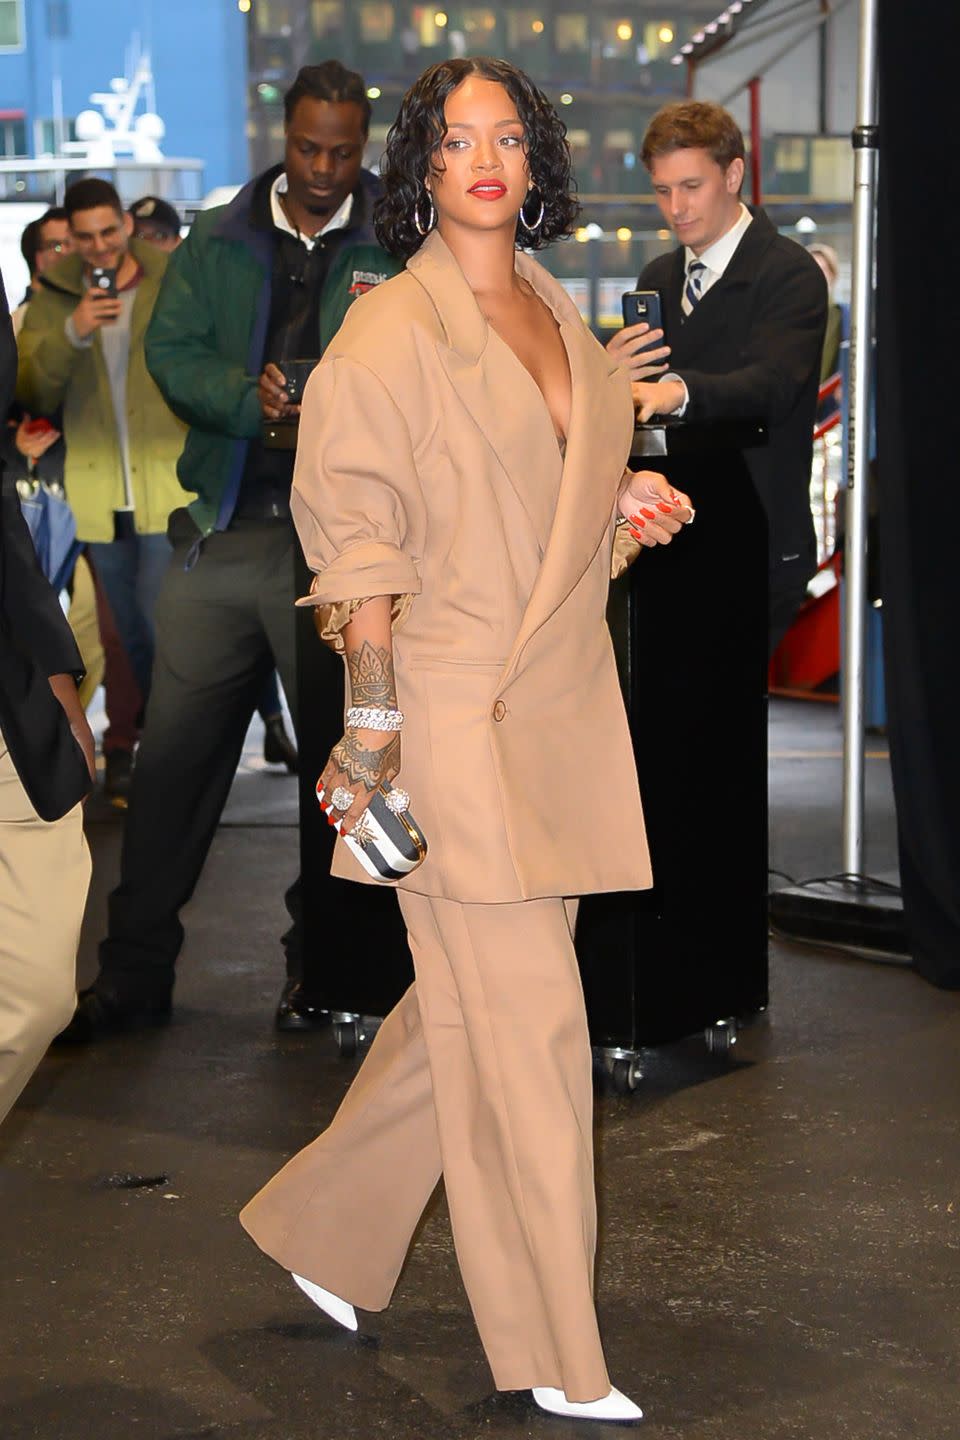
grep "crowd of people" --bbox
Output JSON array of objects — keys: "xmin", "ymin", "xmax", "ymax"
[{"xmin": 0, "ymin": 54, "xmax": 826, "ymax": 1425}]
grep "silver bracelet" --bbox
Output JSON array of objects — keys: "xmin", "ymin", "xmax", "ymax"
[{"xmin": 346, "ymin": 705, "xmax": 404, "ymax": 732}]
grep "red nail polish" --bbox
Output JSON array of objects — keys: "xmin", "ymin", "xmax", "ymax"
[
  {"xmin": 630, "ymin": 515, "xmax": 646, "ymax": 527},
  {"xmin": 656, "ymin": 502, "xmax": 673, "ymax": 514},
  {"xmin": 641, "ymin": 507, "xmax": 657, "ymax": 519},
  {"xmin": 628, "ymin": 528, "xmax": 645, "ymax": 543}
]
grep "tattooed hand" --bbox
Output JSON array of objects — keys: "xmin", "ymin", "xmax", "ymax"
[
  {"xmin": 320, "ymin": 618, "xmax": 402, "ymax": 838},
  {"xmin": 321, "ymin": 727, "xmax": 401, "ymax": 837}
]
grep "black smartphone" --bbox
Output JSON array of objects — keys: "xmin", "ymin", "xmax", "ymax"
[
  {"xmin": 278, "ymin": 358, "xmax": 320, "ymax": 405},
  {"xmin": 90, "ymin": 266, "xmax": 118, "ymax": 299},
  {"xmin": 621, "ymin": 290, "xmax": 664, "ymax": 357}
]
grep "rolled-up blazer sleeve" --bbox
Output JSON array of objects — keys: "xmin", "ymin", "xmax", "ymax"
[
  {"xmin": 610, "ymin": 516, "xmax": 642, "ymax": 579},
  {"xmin": 291, "ymin": 355, "xmax": 425, "ymax": 648}
]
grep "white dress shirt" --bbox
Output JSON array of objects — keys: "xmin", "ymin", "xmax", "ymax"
[
  {"xmin": 269, "ymin": 174, "xmax": 354, "ymax": 249},
  {"xmin": 662, "ymin": 202, "xmax": 754, "ymax": 415}
]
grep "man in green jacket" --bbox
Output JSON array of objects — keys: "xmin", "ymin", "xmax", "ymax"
[
  {"xmin": 17, "ymin": 179, "xmax": 192, "ymax": 719},
  {"xmin": 64, "ymin": 61, "xmax": 402, "ymax": 1042}
]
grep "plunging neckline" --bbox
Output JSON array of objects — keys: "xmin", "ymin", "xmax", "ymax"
[{"xmin": 483, "ymin": 308, "xmax": 572, "ymax": 451}]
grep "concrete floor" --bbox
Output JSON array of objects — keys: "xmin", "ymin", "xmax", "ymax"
[{"xmin": 2, "ymin": 701, "xmax": 958, "ymax": 1439}]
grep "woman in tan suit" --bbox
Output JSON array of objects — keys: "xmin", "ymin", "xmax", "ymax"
[{"xmin": 241, "ymin": 57, "xmax": 693, "ymax": 1423}]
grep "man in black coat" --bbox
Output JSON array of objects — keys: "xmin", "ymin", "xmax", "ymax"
[
  {"xmin": 610, "ymin": 100, "xmax": 827, "ymax": 652},
  {"xmin": 0, "ymin": 273, "xmax": 94, "ymax": 1124}
]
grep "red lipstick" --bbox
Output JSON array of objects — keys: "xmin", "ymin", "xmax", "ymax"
[{"xmin": 468, "ymin": 181, "xmax": 507, "ymax": 200}]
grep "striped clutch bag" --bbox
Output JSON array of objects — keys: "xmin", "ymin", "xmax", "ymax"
[{"xmin": 316, "ymin": 779, "xmax": 428, "ymax": 882}]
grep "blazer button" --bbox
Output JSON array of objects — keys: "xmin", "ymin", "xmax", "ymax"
[{"xmin": 492, "ymin": 700, "xmax": 507, "ymax": 722}]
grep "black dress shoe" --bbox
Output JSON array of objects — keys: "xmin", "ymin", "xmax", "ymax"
[
  {"xmin": 103, "ymin": 748, "xmax": 134, "ymax": 807},
  {"xmin": 263, "ymin": 715, "xmax": 298, "ymax": 773},
  {"xmin": 55, "ymin": 984, "xmax": 172, "ymax": 1044},
  {"xmin": 275, "ymin": 979, "xmax": 330, "ymax": 1031}
]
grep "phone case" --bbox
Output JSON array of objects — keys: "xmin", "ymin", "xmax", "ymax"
[
  {"xmin": 621, "ymin": 290, "xmax": 664, "ymax": 354},
  {"xmin": 317, "ymin": 779, "xmax": 428, "ymax": 883}
]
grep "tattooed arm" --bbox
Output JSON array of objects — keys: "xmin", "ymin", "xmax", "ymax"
[{"xmin": 320, "ymin": 596, "xmax": 401, "ymax": 837}]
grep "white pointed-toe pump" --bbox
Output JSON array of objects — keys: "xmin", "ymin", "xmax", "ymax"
[
  {"xmin": 532, "ymin": 1385, "xmax": 644, "ymax": 1423},
  {"xmin": 292, "ymin": 1272, "xmax": 358, "ymax": 1332}
]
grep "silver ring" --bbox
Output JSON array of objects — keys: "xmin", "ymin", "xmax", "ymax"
[
  {"xmin": 350, "ymin": 814, "xmax": 376, "ymax": 848},
  {"xmin": 684, "ymin": 507, "xmax": 696, "ymax": 526},
  {"xmin": 384, "ymin": 788, "xmax": 410, "ymax": 815},
  {"xmin": 331, "ymin": 786, "xmax": 355, "ymax": 812}
]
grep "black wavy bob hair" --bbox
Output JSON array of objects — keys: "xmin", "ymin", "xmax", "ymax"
[{"xmin": 374, "ymin": 57, "xmax": 579, "ymax": 260}]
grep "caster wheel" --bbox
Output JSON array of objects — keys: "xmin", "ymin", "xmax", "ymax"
[
  {"xmin": 705, "ymin": 1020, "xmax": 738, "ymax": 1057},
  {"xmin": 610, "ymin": 1057, "xmax": 641, "ymax": 1094},
  {"xmin": 334, "ymin": 1020, "xmax": 359, "ymax": 1058}
]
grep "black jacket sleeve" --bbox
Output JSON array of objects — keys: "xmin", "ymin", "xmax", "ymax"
[
  {"xmin": 0, "ymin": 274, "xmax": 89, "ymax": 820},
  {"xmin": 661, "ymin": 249, "xmax": 827, "ymax": 428},
  {"xmin": 0, "ymin": 272, "xmax": 16, "ymax": 414}
]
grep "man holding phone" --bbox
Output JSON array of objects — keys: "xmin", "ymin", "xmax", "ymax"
[
  {"xmin": 608, "ymin": 101, "xmax": 826, "ymax": 651},
  {"xmin": 16, "ymin": 178, "xmax": 191, "ymax": 713},
  {"xmin": 60, "ymin": 61, "xmax": 402, "ymax": 1043}
]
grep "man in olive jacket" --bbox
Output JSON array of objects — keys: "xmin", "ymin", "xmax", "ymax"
[
  {"xmin": 64, "ymin": 61, "xmax": 402, "ymax": 1042},
  {"xmin": 16, "ymin": 178, "xmax": 192, "ymax": 706}
]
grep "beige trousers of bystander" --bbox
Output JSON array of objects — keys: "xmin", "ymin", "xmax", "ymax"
[{"xmin": 0, "ymin": 736, "xmax": 89, "ymax": 1125}]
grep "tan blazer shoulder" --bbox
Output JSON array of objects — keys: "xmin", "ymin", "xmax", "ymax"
[{"xmin": 292, "ymin": 231, "xmax": 651, "ymax": 902}]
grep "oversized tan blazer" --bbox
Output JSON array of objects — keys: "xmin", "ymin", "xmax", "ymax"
[{"xmin": 292, "ymin": 229, "xmax": 651, "ymax": 903}]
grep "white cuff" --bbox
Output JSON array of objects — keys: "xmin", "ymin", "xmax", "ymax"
[
  {"xmin": 65, "ymin": 314, "xmax": 93, "ymax": 350},
  {"xmin": 660, "ymin": 372, "xmax": 689, "ymax": 417}
]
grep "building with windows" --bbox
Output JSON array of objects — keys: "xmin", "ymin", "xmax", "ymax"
[
  {"xmin": 247, "ymin": 1, "xmax": 715, "ymax": 210},
  {"xmin": 0, "ymin": 0, "xmax": 248, "ymax": 193},
  {"xmin": 244, "ymin": 1, "xmax": 855, "ymax": 326},
  {"xmin": 0, "ymin": 1, "xmax": 854, "ymax": 327}
]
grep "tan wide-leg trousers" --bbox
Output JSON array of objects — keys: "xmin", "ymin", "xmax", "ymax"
[
  {"xmin": 240, "ymin": 891, "xmax": 610, "ymax": 1402},
  {"xmin": 0, "ymin": 737, "xmax": 90, "ymax": 1126}
]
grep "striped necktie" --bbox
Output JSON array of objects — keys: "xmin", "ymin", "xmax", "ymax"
[{"xmin": 682, "ymin": 260, "xmax": 707, "ymax": 317}]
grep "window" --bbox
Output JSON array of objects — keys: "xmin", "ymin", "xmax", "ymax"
[
  {"xmin": 35, "ymin": 117, "xmax": 77, "ymax": 154},
  {"xmin": 358, "ymin": 2, "xmax": 394, "ymax": 42},
  {"xmin": 1, "ymin": 117, "xmax": 27, "ymax": 156},
  {"xmin": 0, "ymin": 0, "xmax": 24, "ymax": 49},
  {"xmin": 599, "ymin": 17, "xmax": 636, "ymax": 59},
  {"xmin": 311, "ymin": 0, "xmax": 344, "ymax": 40},
  {"xmin": 47, "ymin": 0, "xmax": 70, "ymax": 39},
  {"xmin": 461, "ymin": 6, "xmax": 497, "ymax": 37},
  {"xmin": 555, "ymin": 13, "xmax": 588, "ymax": 54},
  {"xmin": 505, "ymin": 9, "xmax": 545, "ymax": 48},
  {"xmin": 409, "ymin": 6, "xmax": 447, "ymax": 49},
  {"xmin": 255, "ymin": 0, "xmax": 296, "ymax": 36},
  {"xmin": 775, "ymin": 137, "xmax": 808, "ymax": 174},
  {"xmin": 643, "ymin": 22, "xmax": 675, "ymax": 59}
]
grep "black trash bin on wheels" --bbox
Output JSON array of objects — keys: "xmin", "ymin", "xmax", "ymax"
[
  {"xmin": 297, "ymin": 419, "xmax": 770, "ymax": 1075},
  {"xmin": 577, "ymin": 418, "xmax": 770, "ymax": 1093}
]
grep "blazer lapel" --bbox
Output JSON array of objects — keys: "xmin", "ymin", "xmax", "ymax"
[
  {"xmin": 408, "ymin": 231, "xmax": 561, "ymax": 552},
  {"xmin": 407, "ymin": 234, "xmax": 634, "ymax": 685},
  {"xmin": 500, "ymin": 260, "xmax": 634, "ymax": 686}
]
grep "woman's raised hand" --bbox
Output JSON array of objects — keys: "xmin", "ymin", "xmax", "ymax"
[{"xmin": 617, "ymin": 469, "xmax": 694, "ymax": 548}]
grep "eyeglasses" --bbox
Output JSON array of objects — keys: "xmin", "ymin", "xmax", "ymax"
[{"xmin": 134, "ymin": 226, "xmax": 177, "ymax": 243}]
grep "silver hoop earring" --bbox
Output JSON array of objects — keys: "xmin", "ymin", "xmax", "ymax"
[
  {"xmin": 520, "ymin": 187, "xmax": 545, "ymax": 233},
  {"xmin": 413, "ymin": 189, "xmax": 436, "ymax": 236}
]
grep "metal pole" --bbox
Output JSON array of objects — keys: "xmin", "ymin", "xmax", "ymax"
[
  {"xmin": 841, "ymin": 0, "xmax": 879, "ymax": 874},
  {"xmin": 748, "ymin": 77, "xmax": 762, "ymax": 205}
]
